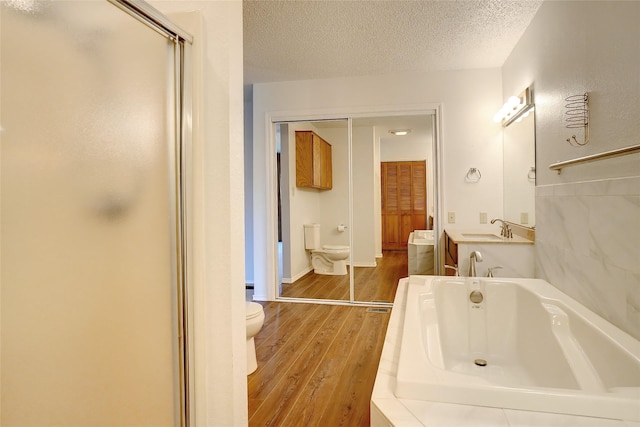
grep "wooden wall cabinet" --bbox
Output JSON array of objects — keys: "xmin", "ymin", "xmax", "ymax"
[{"xmin": 295, "ymin": 131, "xmax": 332, "ymax": 190}]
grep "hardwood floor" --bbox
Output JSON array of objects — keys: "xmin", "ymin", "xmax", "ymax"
[
  {"xmin": 248, "ymin": 303, "xmax": 391, "ymax": 426},
  {"xmin": 248, "ymin": 251, "xmax": 407, "ymax": 426},
  {"xmin": 280, "ymin": 250, "xmax": 408, "ymax": 302},
  {"xmin": 354, "ymin": 251, "xmax": 407, "ymax": 303}
]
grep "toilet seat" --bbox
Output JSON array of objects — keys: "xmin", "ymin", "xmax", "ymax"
[
  {"xmin": 246, "ymin": 302, "xmax": 263, "ymax": 320},
  {"xmin": 318, "ymin": 244, "xmax": 349, "ymax": 253}
]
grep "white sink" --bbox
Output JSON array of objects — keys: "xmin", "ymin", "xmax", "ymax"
[{"xmin": 461, "ymin": 233, "xmax": 503, "ymax": 241}]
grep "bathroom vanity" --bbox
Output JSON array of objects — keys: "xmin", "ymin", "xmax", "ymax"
[{"xmin": 444, "ymin": 228, "xmax": 534, "ymax": 278}]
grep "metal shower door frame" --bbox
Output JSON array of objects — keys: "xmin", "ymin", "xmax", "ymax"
[{"xmin": 107, "ymin": 1, "xmax": 194, "ymax": 425}]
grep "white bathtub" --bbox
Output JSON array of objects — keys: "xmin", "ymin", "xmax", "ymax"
[{"xmin": 395, "ymin": 275, "xmax": 640, "ymax": 421}]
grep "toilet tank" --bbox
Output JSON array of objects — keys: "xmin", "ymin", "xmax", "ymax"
[{"xmin": 304, "ymin": 223, "xmax": 320, "ymax": 250}]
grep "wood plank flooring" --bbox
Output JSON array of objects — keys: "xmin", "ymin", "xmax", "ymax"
[
  {"xmin": 248, "ymin": 304, "xmax": 390, "ymax": 426},
  {"xmin": 248, "ymin": 251, "xmax": 408, "ymax": 426},
  {"xmin": 280, "ymin": 250, "xmax": 407, "ymax": 302}
]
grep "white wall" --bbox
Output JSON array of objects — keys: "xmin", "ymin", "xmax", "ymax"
[
  {"xmin": 151, "ymin": 3, "xmax": 247, "ymax": 425},
  {"xmin": 502, "ymin": 1, "xmax": 640, "ymax": 339},
  {"xmin": 313, "ymin": 126, "xmax": 351, "ymax": 248},
  {"xmin": 380, "ymin": 131, "xmax": 432, "ymax": 163},
  {"xmin": 373, "ymin": 131, "xmax": 382, "ymax": 257},
  {"xmin": 252, "ymin": 69, "xmax": 503, "ymax": 300},
  {"xmin": 352, "ymin": 125, "xmax": 377, "ymax": 266},
  {"xmin": 244, "ymin": 87, "xmax": 254, "ymax": 285}
]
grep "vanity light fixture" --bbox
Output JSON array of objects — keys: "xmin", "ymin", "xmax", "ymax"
[
  {"xmin": 5, "ymin": 0, "xmax": 42, "ymax": 13},
  {"xmin": 389, "ymin": 129, "xmax": 411, "ymax": 136},
  {"xmin": 493, "ymin": 87, "xmax": 534, "ymax": 127}
]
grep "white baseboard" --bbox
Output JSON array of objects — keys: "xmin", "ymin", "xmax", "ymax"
[
  {"xmin": 283, "ymin": 261, "xmax": 379, "ymax": 282},
  {"xmin": 252, "ymin": 294, "xmax": 269, "ymax": 302},
  {"xmin": 352, "ymin": 261, "xmax": 377, "ymax": 268},
  {"xmin": 283, "ymin": 266, "xmax": 313, "ymax": 284}
]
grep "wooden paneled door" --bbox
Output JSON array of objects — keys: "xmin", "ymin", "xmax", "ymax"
[{"xmin": 381, "ymin": 161, "xmax": 427, "ymax": 250}]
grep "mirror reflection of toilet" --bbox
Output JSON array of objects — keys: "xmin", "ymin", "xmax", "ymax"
[{"xmin": 304, "ymin": 223, "xmax": 350, "ymax": 275}]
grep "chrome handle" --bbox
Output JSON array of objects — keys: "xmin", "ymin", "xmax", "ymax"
[
  {"xmin": 444, "ymin": 264, "xmax": 459, "ymax": 276},
  {"xmin": 487, "ymin": 266, "xmax": 503, "ymax": 277}
]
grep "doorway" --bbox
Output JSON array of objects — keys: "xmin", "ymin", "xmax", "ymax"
[
  {"xmin": 1, "ymin": 2, "xmax": 192, "ymax": 425},
  {"xmin": 381, "ymin": 161, "xmax": 429, "ymax": 250}
]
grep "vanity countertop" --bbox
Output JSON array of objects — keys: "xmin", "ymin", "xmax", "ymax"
[{"xmin": 445, "ymin": 228, "xmax": 534, "ymax": 244}]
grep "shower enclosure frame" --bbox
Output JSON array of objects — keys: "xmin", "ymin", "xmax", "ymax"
[
  {"xmin": 1, "ymin": 1, "xmax": 194, "ymax": 425},
  {"xmin": 110, "ymin": 1, "xmax": 195, "ymax": 425}
]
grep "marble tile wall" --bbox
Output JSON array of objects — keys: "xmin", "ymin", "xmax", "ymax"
[
  {"xmin": 456, "ymin": 243, "xmax": 535, "ymax": 279},
  {"xmin": 536, "ymin": 176, "xmax": 640, "ymax": 340}
]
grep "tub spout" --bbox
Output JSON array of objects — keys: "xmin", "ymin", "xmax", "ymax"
[{"xmin": 468, "ymin": 251, "xmax": 483, "ymax": 277}]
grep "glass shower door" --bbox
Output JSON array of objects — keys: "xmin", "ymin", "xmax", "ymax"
[{"xmin": 1, "ymin": 2, "xmax": 185, "ymax": 425}]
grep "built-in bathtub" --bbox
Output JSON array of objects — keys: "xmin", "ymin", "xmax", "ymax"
[{"xmin": 395, "ymin": 275, "xmax": 640, "ymax": 421}]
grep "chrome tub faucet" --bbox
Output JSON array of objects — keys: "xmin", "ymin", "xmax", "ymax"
[{"xmin": 468, "ymin": 251, "xmax": 483, "ymax": 277}]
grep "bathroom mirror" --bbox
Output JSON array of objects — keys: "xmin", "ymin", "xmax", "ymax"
[
  {"xmin": 273, "ymin": 114, "xmax": 436, "ymax": 304},
  {"xmin": 503, "ymin": 108, "xmax": 535, "ymax": 227},
  {"xmin": 352, "ymin": 114, "xmax": 435, "ymax": 304},
  {"xmin": 276, "ymin": 120, "xmax": 350, "ymax": 302}
]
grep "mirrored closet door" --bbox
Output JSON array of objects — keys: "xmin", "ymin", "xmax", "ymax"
[
  {"xmin": 276, "ymin": 120, "xmax": 350, "ymax": 302},
  {"xmin": 273, "ymin": 113, "xmax": 436, "ymax": 305}
]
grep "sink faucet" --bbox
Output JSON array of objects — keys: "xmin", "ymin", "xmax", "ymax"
[
  {"xmin": 491, "ymin": 218, "xmax": 513, "ymax": 238},
  {"xmin": 468, "ymin": 251, "xmax": 483, "ymax": 277}
]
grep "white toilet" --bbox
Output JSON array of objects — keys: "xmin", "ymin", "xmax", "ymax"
[
  {"xmin": 246, "ymin": 301, "xmax": 265, "ymax": 375},
  {"xmin": 304, "ymin": 223, "xmax": 350, "ymax": 275}
]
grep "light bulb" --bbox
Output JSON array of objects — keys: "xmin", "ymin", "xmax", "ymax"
[{"xmin": 508, "ymin": 96, "xmax": 521, "ymax": 107}]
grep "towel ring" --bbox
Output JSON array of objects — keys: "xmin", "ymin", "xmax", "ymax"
[
  {"xmin": 527, "ymin": 166, "xmax": 536, "ymax": 181},
  {"xmin": 465, "ymin": 167, "xmax": 482, "ymax": 183}
]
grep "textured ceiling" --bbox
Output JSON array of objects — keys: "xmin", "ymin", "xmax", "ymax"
[{"xmin": 243, "ymin": 0, "xmax": 542, "ymax": 85}]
